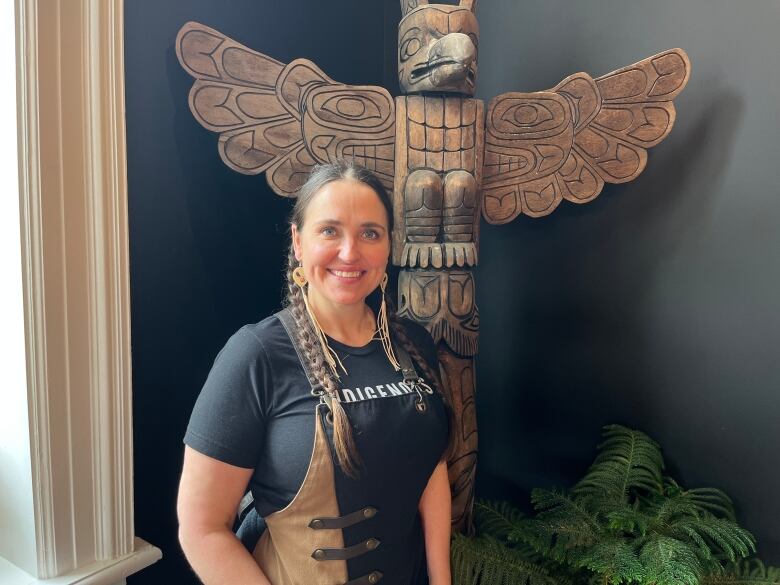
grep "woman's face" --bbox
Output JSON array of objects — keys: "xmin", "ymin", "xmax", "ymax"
[{"xmin": 292, "ymin": 179, "xmax": 391, "ymax": 312}]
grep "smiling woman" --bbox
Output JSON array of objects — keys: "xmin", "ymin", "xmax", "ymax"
[
  {"xmin": 291, "ymin": 179, "xmax": 392, "ymax": 328},
  {"xmin": 177, "ymin": 160, "xmax": 455, "ymax": 585}
]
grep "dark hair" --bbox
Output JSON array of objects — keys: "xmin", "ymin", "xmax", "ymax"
[
  {"xmin": 290, "ymin": 160, "xmax": 394, "ymax": 233},
  {"xmin": 283, "ymin": 160, "xmax": 453, "ymax": 477}
]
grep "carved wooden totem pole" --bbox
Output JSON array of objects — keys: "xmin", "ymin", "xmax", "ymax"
[{"xmin": 176, "ymin": 0, "xmax": 690, "ymax": 533}]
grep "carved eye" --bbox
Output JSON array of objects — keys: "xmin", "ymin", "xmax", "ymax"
[
  {"xmin": 501, "ymin": 103, "xmax": 554, "ymax": 127},
  {"xmin": 399, "ymin": 27, "xmax": 423, "ymax": 62},
  {"xmin": 401, "ymin": 37, "xmax": 421, "ymax": 60},
  {"xmin": 321, "ymin": 95, "xmax": 381, "ymax": 120}
]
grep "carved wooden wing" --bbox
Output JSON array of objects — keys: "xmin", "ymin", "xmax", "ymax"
[
  {"xmin": 482, "ymin": 48, "xmax": 691, "ymax": 224},
  {"xmin": 176, "ymin": 22, "xmax": 396, "ymax": 197}
]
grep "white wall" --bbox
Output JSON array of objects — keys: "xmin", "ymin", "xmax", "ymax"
[{"xmin": 0, "ymin": 0, "xmax": 37, "ymax": 575}]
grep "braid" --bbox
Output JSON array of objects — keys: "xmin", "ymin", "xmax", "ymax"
[
  {"xmin": 388, "ymin": 298, "xmax": 456, "ymax": 462},
  {"xmin": 284, "ymin": 246, "xmax": 362, "ymax": 477}
]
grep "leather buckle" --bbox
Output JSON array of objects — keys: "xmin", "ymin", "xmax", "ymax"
[
  {"xmin": 309, "ymin": 506, "xmax": 378, "ymax": 530},
  {"xmin": 344, "ymin": 570, "xmax": 383, "ymax": 584},
  {"xmin": 311, "ymin": 538, "xmax": 381, "ymax": 561}
]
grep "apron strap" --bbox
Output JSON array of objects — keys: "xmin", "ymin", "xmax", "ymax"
[
  {"xmin": 388, "ymin": 332, "xmax": 435, "ymax": 412},
  {"xmin": 312, "ymin": 537, "xmax": 381, "ymax": 561},
  {"xmin": 276, "ymin": 307, "xmax": 432, "ymax": 411},
  {"xmin": 393, "ymin": 340, "xmax": 420, "ymax": 383},
  {"xmin": 345, "ymin": 571, "xmax": 383, "ymax": 585},
  {"xmin": 309, "ymin": 506, "xmax": 378, "ymax": 530}
]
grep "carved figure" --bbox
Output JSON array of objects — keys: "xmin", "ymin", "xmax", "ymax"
[{"xmin": 176, "ymin": 0, "xmax": 690, "ymax": 532}]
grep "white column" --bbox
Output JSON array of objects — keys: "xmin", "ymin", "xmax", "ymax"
[
  {"xmin": 0, "ymin": 0, "xmax": 161, "ymax": 582},
  {"xmin": 0, "ymin": 0, "xmax": 37, "ymax": 575}
]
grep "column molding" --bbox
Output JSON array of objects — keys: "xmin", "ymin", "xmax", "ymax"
[{"xmin": 16, "ymin": 0, "xmax": 160, "ymax": 579}]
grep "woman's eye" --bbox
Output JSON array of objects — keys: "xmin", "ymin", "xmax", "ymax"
[
  {"xmin": 363, "ymin": 229, "xmax": 380, "ymax": 240},
  {"xmin": 320, "ymin": 226, "xmax": 337, "ymax": 237}
]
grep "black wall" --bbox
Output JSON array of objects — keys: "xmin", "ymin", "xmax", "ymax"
[
  {"xmin": 472, "ymin": 0, "xmax": 779, "ymax": 564},
  {"xmin": 126, "ymin": 1, "xmax": 778, "ymax": 582}
]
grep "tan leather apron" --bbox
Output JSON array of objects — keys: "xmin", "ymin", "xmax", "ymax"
[
  {"xmin": 248, "ymin": 308, "xmax": 439, "ymax": 585},
  {"xmin": 252, "ymin": 402, "xmax": 377, "ymax": 584}
]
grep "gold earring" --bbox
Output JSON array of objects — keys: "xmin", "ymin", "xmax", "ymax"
[
  {"xmin": 377, "ymin": 273, "xmax": 401, "ymax": 371},
  {"xmin": 292, "ymin": 265, "xmax": 307, "ymax": 287}
]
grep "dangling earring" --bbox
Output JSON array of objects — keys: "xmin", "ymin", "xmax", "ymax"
[
  {"xmin": 292, "ymin": 263, "xmax": 348, "ymax": 378},
  {"xmin": 292, "ymin": 265, "xmax": 307, "ymax": 287},
  {"xmin": 377, "ymin": 273, "xmax": 401, "ymax": 371}
]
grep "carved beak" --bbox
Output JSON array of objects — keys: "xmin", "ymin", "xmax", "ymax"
[{"xmin": 410, "ymin": 32, "xmax": 476, "ymax": 90}]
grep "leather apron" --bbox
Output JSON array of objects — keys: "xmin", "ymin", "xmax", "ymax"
[{"xmin": 244, "ymin": 308, "xmax": 448, "ymax": 585}]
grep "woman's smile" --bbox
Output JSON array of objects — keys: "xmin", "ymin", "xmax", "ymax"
[{"xmin": 328, "ymin": 268, "xmax": 365, "ymax": 279}]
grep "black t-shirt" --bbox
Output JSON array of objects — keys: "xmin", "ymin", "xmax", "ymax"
[{"xmin": 184, "ymin": 311, "xmax": 446, "ymax": 519}]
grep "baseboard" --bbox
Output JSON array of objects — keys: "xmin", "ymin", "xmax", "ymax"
[{"xmin": 0, "ymin": 538, "xmax": 161, "ymax": 585}]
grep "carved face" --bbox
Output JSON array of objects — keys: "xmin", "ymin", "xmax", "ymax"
[{"xmin": 398, "ymin": 4, "xmax": 479, "ymax": 96}]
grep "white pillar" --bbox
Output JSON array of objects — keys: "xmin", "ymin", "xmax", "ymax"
[
  {"xmin": 0, "ymin": 0, "xmax": 161, "ymax": 581},
  {"xmin": 0, "ymin": 0, "xmax": 37, "ymax": 573}
]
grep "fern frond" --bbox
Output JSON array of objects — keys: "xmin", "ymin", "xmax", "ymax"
[
  {"xmin": 532, "ymin": 489, "xmax": 601, "ymax": 528},
  {"xmin": 575, "ymin": 425, "xmax": 664, "ymax": 502},
  {"xmin": 647, "ymin": 491, "xmax": 702, "ymax": 528},
  {"xmin": 473, "ymin": 499, "xmax": 550, "ymax": 559},
  {"xmin": 685, "ymin": 488, "xmax": 738, "ymax": 522},
  {"xmin": 664, "ymin": 478, "xmax": 738, "ymax": 521},
  {"xmin": 576, "ymin": 537, "xmax": 645, "ymax": 584},
  {"xmin": 529, "ymin": 489, "xmax": 605, "ymax": 563},
  {"xmin": 668, "ymin": 517, "xmax": 756, "ymax": 562},
  {"xmin": 474, "ymin": 499, "xmax": 525, "ymax": 540},
  {"xmin": 605, "ymin": 505, "xmax": 651, "ymax": 536},
  {"xmin": 451, "ymin": 533, "xmax": 563, "ymax": 585},
  {"xmin": 639, "ymin": 535, "xmax": 703, "ymax": 585}
]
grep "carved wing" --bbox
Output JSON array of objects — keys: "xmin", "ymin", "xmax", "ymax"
[
  {"xmin": 175, "ymin": 22, "xmax": 396, "ymax": 197},
  {"xmin": 482, "ymin": 48, "xmax": 691, "ymax": 224}
]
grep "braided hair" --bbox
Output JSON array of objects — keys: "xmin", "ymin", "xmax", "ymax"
[{"xmin": 283, "ymin": 160, "xmax": 454, "ymax": 477}]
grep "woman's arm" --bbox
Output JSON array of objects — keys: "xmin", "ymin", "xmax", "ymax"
[
  {"xmin": 177, "ymin": 446, "xmax": 272, "ymax": 585},
  {"xmin": 418, "ymin": 459, "xmax": 452, "ymax": 585}
]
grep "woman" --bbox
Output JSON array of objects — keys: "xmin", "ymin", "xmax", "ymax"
[{"xmin": 177, "ymin": 160, "xmax": 453, "ymax": 584}]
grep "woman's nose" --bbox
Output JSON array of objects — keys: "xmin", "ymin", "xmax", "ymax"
[{"xmin": 338, "ymin": 238, "xmax": 360, "ymax": 262}]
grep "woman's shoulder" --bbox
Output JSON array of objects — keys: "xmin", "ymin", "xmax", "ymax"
[
  {"xmin": 241, "ymin": 310, "xmax": 288, "ymax": 342},
  {"xmin": 218, "ymin": 310, "xmax": 293, "ymax": 362}
]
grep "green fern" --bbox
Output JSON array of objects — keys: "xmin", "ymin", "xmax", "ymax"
[
  {"xmin": 664, "ymin": 478, "xmax": 738, "ymax": 521},
  {"xmin": 472, "ymin": 499, "xmax": 566, "ymax": 571},
  {"xmin": 451, "ymin": 424, "xmax": 777, "ymax": 585},
  {"xmin": 576, "ymin": 537, "xmax": 645, "ymax": 584},
  {"xmin": 665, "ymin": 516, "xmax": 755, "ymax": 562},
  {"xmin": 451, "ymin": 533, "xmax": 563, "ymax": 585},
  {"xmin": 474, "ymin": 499, "xmax": 526, "ymax": 541},
  {"xmin": 574, "ymin": 425, "xmax": 664, "ymax": 501}
]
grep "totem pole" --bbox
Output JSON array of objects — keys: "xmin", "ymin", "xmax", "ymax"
[{"xmin": 176, "ymin": 0, "xmax": 690, "ymax": 533}]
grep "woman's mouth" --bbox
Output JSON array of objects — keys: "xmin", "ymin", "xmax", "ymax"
[{"xmin": 328, "ymin": 269, "xmax": 364, "ymax": 279}]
